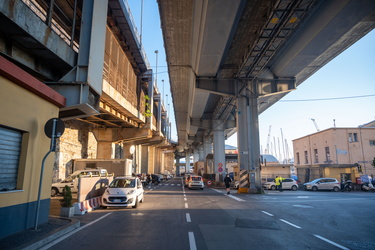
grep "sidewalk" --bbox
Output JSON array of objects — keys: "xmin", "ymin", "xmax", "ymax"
[
  {"xmin": 0, "ymin": 217, "xmax": 80, "ymax": 250},
  {"xmin": 0, "ymin": 198, "xmax": 80, "ymax": 250}
]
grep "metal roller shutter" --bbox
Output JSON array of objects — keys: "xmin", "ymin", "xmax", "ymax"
[{"xmin": 0, "ymin": 126, "xmax": 22, "ymax": 191}]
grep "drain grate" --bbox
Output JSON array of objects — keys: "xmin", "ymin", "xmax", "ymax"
[{"xmin": 235, "ymin": 219, "xmax": 280, "ymax": 230}]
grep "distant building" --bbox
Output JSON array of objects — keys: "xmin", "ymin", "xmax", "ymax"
[{"xmin": 293, "ymin": 121, "xmax": 375, "ymax": 183}]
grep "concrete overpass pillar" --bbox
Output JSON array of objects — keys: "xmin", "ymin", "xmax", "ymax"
[
  {"xmin": 198, "ymin": 144, "xmax": 205, "ymax": 161},
  {"xmin": 148, "ymin": 147, "xmax": 155, "ymax": 174},
  {"xmin": 140, "ymin": 145, "xmax": 149, "ymax": 174},
  {"xmin": 203, "ymin": 136, "xmax": 213, "ymax": 158},
  {"xmin": 236, "ymin": 94, "xmax": 261, "ymax": 192},
  {"xmin": 176, "ymin": 156, "xmax": 181, "ymax": 176},
  {"xmin": 213, "ymin": 120, "xmax": 226, "ymax": 182},
  {"xmin": 185, "ymin": 150, "xmax": 191, "ymax": 173},
  {"xmin": 97, "ymin": 142, "xmax": 112, "ymax": 159}
]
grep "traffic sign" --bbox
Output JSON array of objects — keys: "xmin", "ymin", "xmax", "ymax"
[{"xmin": 218, "ymin": 166, "xmax": 223, "ymax": 172}]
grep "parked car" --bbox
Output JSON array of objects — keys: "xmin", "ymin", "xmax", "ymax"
[
  {"xmin": 304, "ymin": 178, "xmax": 340, "ymax": 191},
  {"xmin": 51, "ymin": 169, "xmax": 106, "ymax": 196},
  {"xmin": 263, "ymin": 178, "xmax": 299, "ymax": 191},
  {"xmin": 187, "ymin": 176, "xmax": 204, "ymax": 190},
  {"xmin": 101, "ymin": 176, "xmax": 144, "ymax": 209}
]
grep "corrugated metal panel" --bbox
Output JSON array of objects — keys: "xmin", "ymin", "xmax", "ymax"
[{"xmin": 0, "ymin": 126, "xmax": 22, "ymax": 191}]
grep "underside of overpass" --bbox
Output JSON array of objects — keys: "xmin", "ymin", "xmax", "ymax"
[{"xmin": 157, "ymin": 0, "xmax": 375, "ymax": 186}]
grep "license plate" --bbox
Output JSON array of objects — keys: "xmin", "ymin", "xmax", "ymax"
[{"xmin": 113, "ymin": 199, "xmax": 121, "ymax": 202}]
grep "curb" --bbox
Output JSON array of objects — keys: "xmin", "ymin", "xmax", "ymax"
[{"xmin": 18, "ymin": 217, "xmax": 80, "ymax": 250}]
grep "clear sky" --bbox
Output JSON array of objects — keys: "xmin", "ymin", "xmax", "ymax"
[{"xmin": 128, "ymin": 1, "xmax": 375, "ymax": 161}]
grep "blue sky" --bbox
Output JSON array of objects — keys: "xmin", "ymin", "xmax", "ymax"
[{"xmin": 128, "ymin": 1, "xmax": 375, "ymax": 160}]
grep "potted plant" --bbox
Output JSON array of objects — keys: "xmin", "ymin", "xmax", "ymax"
[{"xmin": 60, "ymin": 185, "xmax": 74, "ymax": 217}]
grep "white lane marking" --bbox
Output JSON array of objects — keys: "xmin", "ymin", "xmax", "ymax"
[
  {"xmin": 279, "ymin": 219, "xmax": 302, "ymax": 229},
  {"xmin": 184, "ymin": 197, "xmax": 187, "ymax": 201},
  {"xmin": 177, "ymin": 184, "xmax": 181, "ymax": 186},
  {"xmin": 314, "ymin": 235, "xmax": 349, "ymax": 250},
  {"xmin": 188, "ymin": 232, "xmax": 197, "ymax": 250},
  {"xmin": 261, "ymin": 211, "xmax": 274, "ymax": 216},
  {"xmin": 212, "ymin": 188, "xmax": 222, "ymax": 193},
  {"xmin": 171, "ymin": 184, "xmax": 175, "ymax": 186},
  {"xmin": 185, "ymin": 203, "xmax": 189, "ymax": 208},
  {"xmin": 186, "ymin": 213, "xmax": 191, "ymax": 222},
  {"xmin": 184, "ymin": 194, "xmax": 186, "ymax": 197},
  {"xmin": 228, "ymin": 194, "xmax": 245, "ymax": 202},
  {"xmin": 297, "ymin": 196, "xmax": 309, "ymax": 198},
  {"xmin": 39, "ymin": 213, "xmax": 112, "ymax": 249},
  {"xmin": 293, "ymin": 205, "xmax": 313, "ymax": 208}
]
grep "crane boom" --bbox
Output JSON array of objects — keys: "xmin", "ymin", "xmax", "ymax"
[{"xmin": 266, "ymin": 125, "xmax": 272, "ymax": 154}]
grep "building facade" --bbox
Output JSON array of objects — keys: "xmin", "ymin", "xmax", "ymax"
[
  {"xmin": 293, "ymin": 123, "xmax": 375, "ymax": 183},
  {"xmin": 0, "ymin": 57, "xmax": 65, "ymax": 238}
]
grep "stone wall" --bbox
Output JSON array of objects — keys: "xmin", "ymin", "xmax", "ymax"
[{"xmin": 52, "ymin": 120, "xmax": 97, "ymax": 182}]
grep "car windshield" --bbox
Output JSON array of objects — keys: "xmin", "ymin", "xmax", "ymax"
[
  {"xmin": 109, "ymin": 179, "xmax": 135, "ymax": 188},
  {"xmin": 191, "ymin": 177, "xmax": 201, "ymax": 181}
]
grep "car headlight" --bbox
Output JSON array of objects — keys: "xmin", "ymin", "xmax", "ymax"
[{"xmin": 127, "ymin": 190, "xmax": 135, "ymax": 195}]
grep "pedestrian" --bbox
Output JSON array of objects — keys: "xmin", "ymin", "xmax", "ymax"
[
  {"xmin": 224, "ymin": 174, "xmax": 232, "ymax": 195},
  {"xmin": 275, "ymin": 176, "xmax": 285, "ymax": 192}
]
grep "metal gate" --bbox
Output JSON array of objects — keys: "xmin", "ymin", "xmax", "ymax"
[{"xmin": 0, "ymin": 126, "xmax": 22, "ymax": 191}]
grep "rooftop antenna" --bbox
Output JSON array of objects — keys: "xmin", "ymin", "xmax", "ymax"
[{"xmin": 310, "ymin": 118, "xmax": 320, "ymax": 131}]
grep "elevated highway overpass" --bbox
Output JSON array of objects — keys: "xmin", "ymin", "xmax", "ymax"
[{"xmin": 157, "ymin": 0, "xmax": 375, "ymax": 189}]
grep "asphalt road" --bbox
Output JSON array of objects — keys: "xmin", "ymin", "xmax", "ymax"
[{"xmin": 45, "ymin": 178, "xmax": 375, "ymax": 250}]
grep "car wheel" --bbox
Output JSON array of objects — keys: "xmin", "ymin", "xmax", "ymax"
[
  {"xmin": 333, "ymin": 186, "xmax": 340, "ymax": 192},
  {"xmin": 271, "ymin": 185, "xmax": 276, "ymax": 190},
  {"xmin": 132, "ymin": 197, "xmax": 139, "ymax": 208},
  {"xmin": 201, "ymin": 188, "xmax": 204, "ymax": 190},
  {"xmin": 291, "ymin": 185, "xmax": 297, "ymax": 191},
  {"xmin": 101, "ymin": 206, "xmax": 107, "ymax": 209},
  {"xmin": 51, "ymin": 187, "xmax": 58, "ymax": 197},
  {"xmin": 312, "ymin": 186, "xmax": 318, "ymax": 191}
]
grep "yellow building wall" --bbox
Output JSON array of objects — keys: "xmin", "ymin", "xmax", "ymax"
[{"xmin": 0, "ymin": 76, "xmax": 60, "ymax": 207}]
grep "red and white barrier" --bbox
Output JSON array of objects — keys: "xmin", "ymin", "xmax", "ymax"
[{"xmin": 74, "ymin": 197, "xmax": 102, "ymax": 215}]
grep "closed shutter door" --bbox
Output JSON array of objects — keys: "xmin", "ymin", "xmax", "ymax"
[{"xmin": 0, "ymin": 126, "xmax": 22, "ymax": 191}]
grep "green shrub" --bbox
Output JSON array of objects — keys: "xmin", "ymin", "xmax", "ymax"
[{"xmin": 61, "ymin": 185, "xmax": 73, "ymax": 207}]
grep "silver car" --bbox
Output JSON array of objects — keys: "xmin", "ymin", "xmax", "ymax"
[{"xmin": 304, "ymin": 178, "xmax": 340, "ymax": 192}]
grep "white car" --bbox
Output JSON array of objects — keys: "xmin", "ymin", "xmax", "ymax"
[
  {"xmin": 187, "ymin": 176, "xmax": 204, "ymax": 190},
  {"xmin": 101, "ymin": 176, "xmax": 144, "ymax": 209},
  {"xmin": 51, "ymin": 169, "xmax": 105, "ymax": 196},
  {"xmin": 263, "ymin": 178, "xmax": 299, "ymax": 191}
]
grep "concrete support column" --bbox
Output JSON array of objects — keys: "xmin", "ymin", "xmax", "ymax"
[
  {"xmin": 97, "ymin": 142, "xmax": 112, "ymax": 159},
  {"xmin": 236, "ymin": 94, "xmax": 261, "ymax": 191},
  {"xmin": 198, "ymin": 144, "xmax": 205, "ymax": 161},
  {"xmin": 185, "ymin": 150, "xmax": 191, "ymax": 173},
  {"xmin": 148, "ymin": 147, "xmax": 155, "ymax": 174},
  {"xmin": 193, "ymin": 148, "xmax": 199, "ymax": 164},
  {"xmin": 248, "ymin": 95, "xmax": 261, "ymax": 190},
  {"xmin": 176, "ymin": 156, "xmax": 181, "ymax": 176},
  {"xmin": 203, "ymin": 136, "xmax": 213, "ymax": 158},
  {"xmin": 237, "ymin": 95, "xmax": 249, "ymax": 173},
  {"xmin": 140, "ymin": 145, "xmax": 149, "ymax": 174},
  {"xmin": 213, "ymin": 120, "xmax": 226, "ymax": 181}
]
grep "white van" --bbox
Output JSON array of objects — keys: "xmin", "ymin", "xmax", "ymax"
[{"xmin": 51, "ymin": 169, "xmax": 107, "ymax": 196}]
